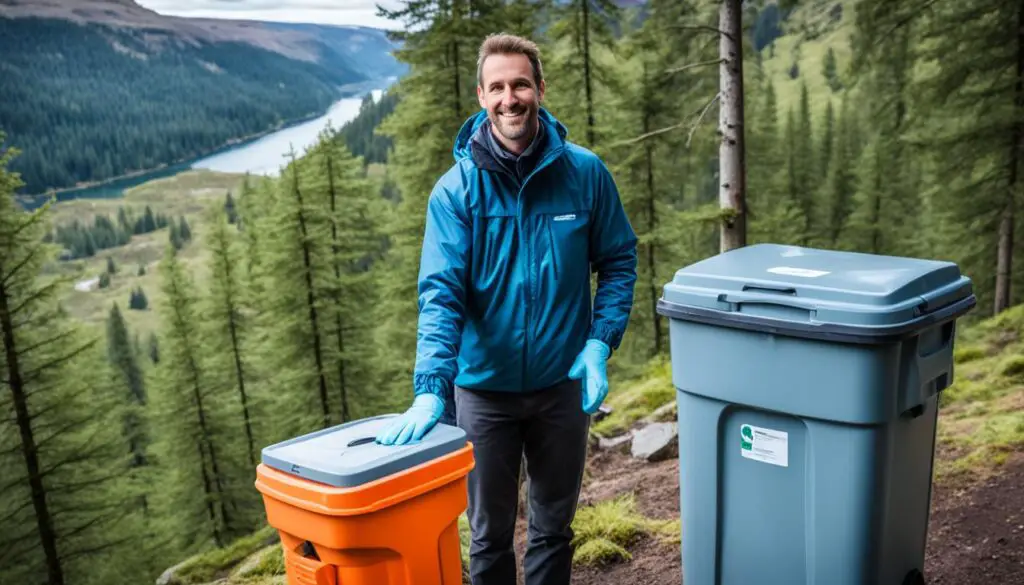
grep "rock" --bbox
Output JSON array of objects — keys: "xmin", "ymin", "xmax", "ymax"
[
  {"xmin": 597, "ymin": 432, "xmax": 634, "ymax": 453},
  {"xmin": 155, "ymin": 559, "xmax": 190, "ymax": 585},
  {"xmin": 630, "ymin": 422, "xmax": 678, "ymax": 462}
]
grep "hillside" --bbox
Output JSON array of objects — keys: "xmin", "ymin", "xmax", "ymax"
[
  {"xmin": 0, "ymin": 0, "xmax": 403, "ymax": 195},
  {"xmin": 152, "ymin": 301, "xmax": 1024, "ymax": 585}
]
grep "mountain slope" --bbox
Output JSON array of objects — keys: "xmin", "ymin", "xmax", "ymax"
[{"xmin": 0, "ymin": 0, "xmax": 402, "ymax": 195}]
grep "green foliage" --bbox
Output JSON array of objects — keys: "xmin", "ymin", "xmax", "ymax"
[
  {"xmin": 0, "ymin": 132, "xmax": 153, "ymax": 585},
  {"xmin": 170, "ymin": 527, "xmax": 278, "ymax": 585},
  {"xmin": 0, "ymin": 17, "xmax": 367, "ymax": 194},
  {"xmin": 129, "ymin": 286, "xmax": 149, "ymax": 310},
  {"xmin": 48, "ymin": 205, "xmax": 170, "ymax": 259},
  {"xmin": 570, "ymin": 493, "xmax": 676, "ymax": 566},
  {"xmin": 821, "ymin": 46, "xmax": 842, "ymax": 91},
  {"xmin": 336, "ymin": 90, "xmax": 400, "ymax": 165}
]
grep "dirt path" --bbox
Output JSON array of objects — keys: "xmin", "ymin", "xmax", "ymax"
[{"xmin": 504, "ymin": 447, "xmax": 1024, "ymax": 585}]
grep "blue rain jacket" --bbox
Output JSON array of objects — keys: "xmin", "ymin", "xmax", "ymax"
[{"xmin": 413, "ymin": 107, "xmax": 638, "ymax": 413}]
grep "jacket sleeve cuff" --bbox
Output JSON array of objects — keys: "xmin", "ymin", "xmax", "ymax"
[
  {"xmin": 414, "ymin": 373, "xmax": 451, "ymax": 399},
  {"xmin": 414, "ymin": 374, "xmax": 456, "ymax": 426},
  {"xmin": 587, "ymin": 322, "xmax": 623, "ymax": 353}
]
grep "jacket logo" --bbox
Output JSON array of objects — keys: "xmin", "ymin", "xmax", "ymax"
[{"xmin": 553, "ymin": 213, "xmax": 576, "ymax": 222}]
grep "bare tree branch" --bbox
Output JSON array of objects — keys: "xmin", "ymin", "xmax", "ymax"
[
  {"xmin": 611, "ymin": 122, "xmax": 687, "ymax": 147},
  {"xmin": 687, "ymin": 93, "xmax": 721, "ymax": 148},
  {"xmin": 673, "ymin": 25, "xmax": 735, "ymax": 42},
  {"xmin": 667, "ymin": 58, "xmax": 727, "ymax": 75},
  {"xmin": 883, "ymin": 0, "xmax": 945, "ymax": 38},
  {"xmin": 0, "ymin": 243, "xmax": 43, "ymax": 287}
]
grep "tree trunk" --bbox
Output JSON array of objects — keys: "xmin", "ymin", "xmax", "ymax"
[
  {"xmin": 0, "ymin": 278, "xmax": 65, "ymax": 585},
  {"xmin": 224, "ymin": 262, "xmax": 255, "ymax": 466},
  {"xmin": 582, "ymin": 0, "xmax": 596, "ymax": 147},
  {"xmin": 196, "ymin": 443, "xmax": 222, "ymax": 547},
  {"xmin": 326, "ymin": 154, "xmax": 350, "ymax": 423},
  {"xmin": 641, "ymin": 64, "xmax": 661, "ymax": 355},
  {"xmin": 171, "ymin": 276, "xmax": 231, "ymax": 540},
  {"xmin": 719, "ymin": 0, "xmax": 746, "ymax": 252},
  {"xmin": 452, "ymin": 1, "xmax": 462, "ymax": 120},
  {"xmin": 996, "ymin": 0, "xmax": 1024, "ymax": 314},
  {"xmin": 290, "ymin": 159, "xmax": 331, "ymax": 427}
]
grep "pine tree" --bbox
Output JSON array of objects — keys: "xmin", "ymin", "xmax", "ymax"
[
  {"xmin": 303, "ymin": 130, "xmax": 390, "ymax": 420},
  {"xmin": 818, "ymin": 96, "xmax": 859, "ymax": 247},
  {"xmin": 0, "ymin": 133, "xmax": 150, "ymax": 585},
  {"xmin": 747, "ymin": 81, "xmax": 804, "ymax": 246},
  {"xmin": 106, "ymin": 303, "xmax": 149, "ymax": 470},
  {"xmin": 912, "ymin": 0, "xmax": 1024, "ymax": 315},
  {"xmin": 543, "ymin": 0, "xmax": 621, "ymax": 149},
  {"xmin": 844, "ymin": 0, "xmax": 922, "ymax": 259},
  {"xmin": 602, "ymin": 0, "xmax": 719, "ymax": 362},
  {"xmin": 202, "ymin": 203, "xmax": 259, "ymax": 467},
  {"xmin": 256, "ymin": 147, "xmax": 336, "ymax": 438},
  {"xmin": 150, "ymin": 245, "xmax": 253, "ymax": 552}
]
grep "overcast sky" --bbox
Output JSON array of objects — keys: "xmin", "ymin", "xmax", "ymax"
[{"xmin": 136, "ymin": 1, "xmax": 405, "ymax": 30}]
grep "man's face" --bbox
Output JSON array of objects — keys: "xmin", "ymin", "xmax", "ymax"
[{"xmin": 477, "ymin": 53, "xmax": 545, "ymax": 146}]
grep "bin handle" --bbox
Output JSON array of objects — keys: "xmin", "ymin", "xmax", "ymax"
[{"xmin": 717, "ymin": 291, "xmax": 815, "ymax": 312}]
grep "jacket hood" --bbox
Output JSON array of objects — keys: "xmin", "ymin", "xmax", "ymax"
[{"xmin": 453, "ymin": 107, "xmax": 569, "ymax": 164}]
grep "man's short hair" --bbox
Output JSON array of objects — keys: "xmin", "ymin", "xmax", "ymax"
[{"xmin": 477, "ymin": 33, "xmax": 544, "ymax": 89}]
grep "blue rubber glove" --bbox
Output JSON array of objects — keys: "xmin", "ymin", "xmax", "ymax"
[
  {"xmin": 375, "ymin": 393, "xmax": 445, "ymax": 445},
  {"xmin": 568, "ymin": 339, "xmax": 611, "ymax": 414}
]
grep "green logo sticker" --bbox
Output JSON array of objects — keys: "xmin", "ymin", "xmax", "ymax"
[{"xmin": 741, "ymin": 424, "xmax": 753, "ymax": 451}]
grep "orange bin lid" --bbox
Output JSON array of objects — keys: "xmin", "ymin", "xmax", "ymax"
[{"xmin": 256, "ymin": 416, "xmax": 474, "ymax": 516}]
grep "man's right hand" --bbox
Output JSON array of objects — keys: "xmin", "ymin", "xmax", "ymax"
[{"xmin": 375, "ymin": 393, "xmax": 446, "ymax": 445}]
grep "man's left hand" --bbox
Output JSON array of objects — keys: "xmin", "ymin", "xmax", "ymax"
[{"xmin": 569, "ymin": 339, "xmax": 611, "ymax": 414}]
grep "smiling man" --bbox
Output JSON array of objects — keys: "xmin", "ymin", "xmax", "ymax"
[{"xmin": 376, "ymin": 33, "xmax": 638, "ymax": 585}]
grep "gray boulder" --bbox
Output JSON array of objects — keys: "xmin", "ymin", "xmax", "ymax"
[{"xmin": 630, "ymin": 422, "xmax": 679, "ymax": 462}]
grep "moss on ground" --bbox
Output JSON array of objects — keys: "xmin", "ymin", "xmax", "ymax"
[
  {"xmin": 936, "ymin": 307, "xmax": 1024, "ymax": 481},
  {"xmin": 569, "ymin": 493, "xmax": 678, "ymax": 567},
  {"xmin": 169, "ymin": 526, "xmax": 278, "ymax": 585}
]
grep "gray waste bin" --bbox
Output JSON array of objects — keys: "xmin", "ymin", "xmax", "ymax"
[{"xmin": 655, "ymin": 243, "xmax": 975, "ymax": 585}]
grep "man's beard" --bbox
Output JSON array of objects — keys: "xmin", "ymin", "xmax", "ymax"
[{"xmin": 491, "ymin": 104, "xmax": 536, "ymax": 141}]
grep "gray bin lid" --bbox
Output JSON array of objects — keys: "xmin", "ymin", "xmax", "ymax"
[
  {"xmin": 261, "ymin": 415, "xmax": 467, "ymax": 488},
  {"xmin": 656, "ymin": 244, "xmax": 976, "ymax": 343}
]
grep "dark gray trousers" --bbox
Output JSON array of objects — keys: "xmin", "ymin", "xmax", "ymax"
[{"xmin": 455, "ymin": 378, "xmax": 591, "ymax": 585}]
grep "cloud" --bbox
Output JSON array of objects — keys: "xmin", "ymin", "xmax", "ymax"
[{"xmin": 136, "ymin": 0, "xmax": 405, "ymax": 30}]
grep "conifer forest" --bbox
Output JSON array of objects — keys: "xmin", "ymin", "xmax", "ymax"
[{"xmin": 3, "ymin": 1, "xmax": 1024, "ymax": 584}]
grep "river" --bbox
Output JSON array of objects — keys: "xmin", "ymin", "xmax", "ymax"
[{"xmin": 25, "ymin": 78, "xmax": 394, "ymax": 207}]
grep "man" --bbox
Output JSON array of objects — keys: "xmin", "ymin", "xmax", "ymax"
[{"xmin": 376, "ymin": 33, "xmax": 637, "ymax": 585}]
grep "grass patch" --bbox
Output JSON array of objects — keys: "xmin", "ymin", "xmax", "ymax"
[
  {"xmin": 171, "ymin": 526, "xmax": 278, "ymax": 585},
  {"xmin": 47, "ymin": 169, "xmax": 240, "ymax": 340},
  {"xmin": 592, "ymin": 359, "xmax": 674, "ymax": 437},
  {"xmin": 954, "ymin": 344, "xmax": 986, "ymax": 364},
  {"xmin": 934, "ymin": 308, "xmax": 1024, "ymax": 482},
  {"xmin": 570, "ymin": 493, "xmax": 678, "ymax": 567},
  {"xmin": 234, "ymin": 545, "xmax": 285, "ymax": 579}
]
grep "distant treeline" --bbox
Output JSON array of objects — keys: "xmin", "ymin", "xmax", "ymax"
[
  {"xmin": 336, "ymin": 90, "xmax": 399, "ymax": 165},
  {"xmin": 0, "ymin": 17, "xmax": 364, "ymax": 195},
  {"xmin": 43, "ymin": 205, "xmax": 193, "ymax": 260}
]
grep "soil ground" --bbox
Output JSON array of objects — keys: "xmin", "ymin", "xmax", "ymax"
[{"xmin": 504, "ymin": 447, "xmax": 1024, "ymax": 585}]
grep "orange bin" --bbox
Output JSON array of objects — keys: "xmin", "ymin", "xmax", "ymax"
[{"xmin": 254, "ymin": 415, "xmax": 475, "ymax": 585}]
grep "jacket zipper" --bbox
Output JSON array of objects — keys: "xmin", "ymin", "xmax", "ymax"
[{"xmin": 492, "ymin": 145, "xmax": 564, "ymax": 391}]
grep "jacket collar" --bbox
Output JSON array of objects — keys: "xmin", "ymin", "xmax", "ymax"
[{"xmin": 454, "ymin": 107, "xmax": 569, "ymax": 178}]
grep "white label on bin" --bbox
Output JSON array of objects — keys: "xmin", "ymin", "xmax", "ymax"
[
  {"xmin": 740, "ymin": 424, "xmax": 788, "ymax": 467},
  {"xmin": 766, "ymin": 266, "xmax": 830, "ymax": 278}
]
